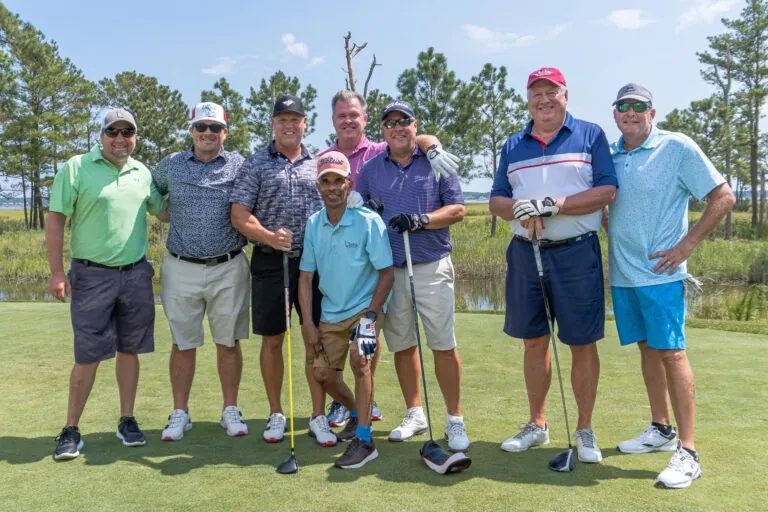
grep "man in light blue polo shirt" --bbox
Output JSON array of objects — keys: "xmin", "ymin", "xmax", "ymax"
[
  {"xmin": 608, "ymin": 83, "xmax": 735, "ymax": 489},
  {"xmin": 298, "ymin": 151, "xmax": 394, "ymax": 469}
]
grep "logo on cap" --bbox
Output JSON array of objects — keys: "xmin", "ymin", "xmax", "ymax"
[
  {"xmin": 283, "ymin": 99, "xmax": 294, "ymax": 107},
  {"xmin": 319, "ymin": 156, "xmax": 345, "ymax": 167},
  {"xmin": 533, "ymin": 69, "xmax": 553, "ymax": 77}
]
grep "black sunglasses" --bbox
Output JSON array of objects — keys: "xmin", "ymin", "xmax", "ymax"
[
  {"xmin": 616, "ymin": 102, "xmax": 651, "ymax": 113},
  {"xmin": 103, "ymin": 127, "xmax": 136, "ymax": 138},
  {"xmin": 382, "ymin": 117, "xmax": 415, "ymax": 129},
  {"xmin": 193, "ymin": 123, "xmax": 225, "ymax": 133}
]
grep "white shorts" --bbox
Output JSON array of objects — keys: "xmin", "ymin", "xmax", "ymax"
[
  {"xmin": 161, "ymin": 251, "xmax": 250, "ymax": 350},
  {"xmin": 383, "ymin": 256, "xmax": 457, "ymax": 352}
]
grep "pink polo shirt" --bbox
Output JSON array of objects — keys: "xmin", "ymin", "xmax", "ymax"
[{"xmin": 320, "ymin": 137, "xmax": 388, "ymax": 183}]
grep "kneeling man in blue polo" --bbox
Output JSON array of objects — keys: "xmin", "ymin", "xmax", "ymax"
[{"xmin": 298, "ymin": 151, "xmax": 394, "ymax": 470}]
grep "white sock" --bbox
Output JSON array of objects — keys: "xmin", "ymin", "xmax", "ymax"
[
  {"xmin": 407, "ymin": 406, "xmax": 424, "ymax": 414},
  {"xmin": 447, "ymin": 414, "xmax": 464, "ymax": 424}
]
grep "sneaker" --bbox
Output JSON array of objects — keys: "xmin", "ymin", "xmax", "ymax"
[
  {"xmin": 371, "ymin": 402, "xmax": 382, "ymax": 421},
  {"xmin": 117, "ymin": 416, "xmax": 147, "ymax": 447},
  {"xmin": 655, "ymin": 443, "xmax": 702, "ymax": 489},
  {"xmin": 308, "ymin": 415, "xmax": 337, "ymax": 447},
  {"xmin": 53, "ymin": 426, "xmax": 84, "ymax": 461},
  {"xmin": 501, "ymin": 422, "xmax": 550, "ymax": 452},
  {"xmin": 161, "ymin": 409, "xmax": 192, "ymax": 441},
  {"xmin": 444, "ymin": 418, "xmax": 470, "ymax": 452},
  {"xmin": 327, "ymin": 400, "xmax": 349, "ymax": 428},
  {"xmin": 388, "ymin": 407, "xmax": 428, "ymax": 441},
  {"xmin": 220, "ymin": 406, "xmax": 248, "ymax": 437},
  {"xmin": 575, "ymin": 427, "xmax": 603, "ymax": 463},
  {"xmin": 336, "ymin": 416, "xmax": 358, "ymax": 443},
  {"xmin": 617, "ymin": 425, "xmax": 678, "ymax": 454},
  {"xmin": 263, "ymin": 413, "xmax": 286, "ymax": 443},
  {"xmin": 334, "ymin": 438, "xmax": 379, "ymax": 469}
]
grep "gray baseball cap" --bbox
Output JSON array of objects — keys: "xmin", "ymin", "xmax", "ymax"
[
  {"xmin": 613, "ymin": 83, "xmax": 653, "ymax": 105},
  {"xmin": 102, "ymin": 108, "xmax": 137, "ymax": 131}
]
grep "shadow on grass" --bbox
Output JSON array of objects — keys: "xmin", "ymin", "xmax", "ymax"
[{"xmin": 0, "ymin": 424, "xmax": 656, "ymax": 486}]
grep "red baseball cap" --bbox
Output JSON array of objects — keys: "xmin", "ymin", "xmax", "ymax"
[{"xmin": 527, "ymin": 67, "xmax": 567, "ymax": 89}]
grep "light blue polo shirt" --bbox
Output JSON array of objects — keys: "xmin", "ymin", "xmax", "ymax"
[
  {"xmin": 608, "ymin": 126, "xmax": 725, "ymax": 287},
  {"xmin": 300, "ymin": 206, "xmax": 393, "ymax": 324}
]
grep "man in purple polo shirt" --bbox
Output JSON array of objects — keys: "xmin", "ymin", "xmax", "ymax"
[
  {"xmin": 320, "ymin": 89, "xmax": 460, "ymax": 428},
  {"xmin": 356, "ymin": 99, "xmax": 470, "ymax": 453}
]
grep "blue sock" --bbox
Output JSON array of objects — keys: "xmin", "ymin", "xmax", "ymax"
[
  {"xmin": 350, "ymin": 409, "xmax": 358, "ymax": 419},
  {"xmin": 355, "ymin": 425, "xmax": 372, "ymax": 444}
]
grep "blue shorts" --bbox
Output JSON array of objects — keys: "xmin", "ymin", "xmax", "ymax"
[
  {"xmin": 503, "ymin": 233, "xmax": 605, "ymax": 346},
  {"xmin": 611, "ymin": 281, "xmax": 686, "ymax": 350}
]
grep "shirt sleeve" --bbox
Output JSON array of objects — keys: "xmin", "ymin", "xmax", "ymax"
[
  {"xmin": 590, "ymin": 127, "xmax": 619, "ymax": 188},
  {"xmin": 355, "ymin": 161, "xmax": 371, "ymax": 198},
  {"xmin": 439, "ymin": 170, "xmax": 464, "ymax": 206},
  {"xmin": 49, "ymin": 160, "xmax": 78, "ymax": 217},
  {"xmin": 366, "ymin": 215, "xmax": 394, "ymax": 270},
  {"xmin": 490, "ymin": 141, "xmax": 513, "ymax": 198},
  {"xmin": 152, "ymin": 156, "xmax": 170, "ymax": 195},
  {"xmin": 298, "ymin": 218, "xmax": 317, "ymax": 272},
  {"xmin": 229, "ymin": 156, "xmax": 261, "ymax": 210},
  {"xmin": 677, "ymin": 136, "xmax": 726, "ymax": 200},
  {"xmin": 147, "ymin": 178, "xmax": 168, "ymax": 216}
]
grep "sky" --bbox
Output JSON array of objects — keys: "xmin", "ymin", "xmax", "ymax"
[{"xmin": 3, "ymin": 0, "xmax": 746, "ymax": 192}]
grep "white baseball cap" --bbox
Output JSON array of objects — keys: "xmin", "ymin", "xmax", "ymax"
[{"xmin": 190, "ymin": 102, "xmax": 227, "ymax": 127}]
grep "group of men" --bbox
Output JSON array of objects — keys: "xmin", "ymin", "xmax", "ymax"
[{"xmin": 45, "ymin": 65, "xmax": 733, "ymax": 487}]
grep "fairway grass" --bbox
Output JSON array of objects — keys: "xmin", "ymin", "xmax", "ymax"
[{"xmin": 0, "ymin": 304, "xmax": 766, "ymax": 511}]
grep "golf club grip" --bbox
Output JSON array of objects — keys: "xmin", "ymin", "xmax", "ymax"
[{"xmin": 403, "ymin": 232, "xmax": 414, "ymax": 278}]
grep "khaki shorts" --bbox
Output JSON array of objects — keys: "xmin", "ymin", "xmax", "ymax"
[
  {"xmin": 383, "ymin": 256, "xmax": 457, "ymax": 353},
  {"xmin": 161, "ymin": 251, "xmax": 250, "ymax": 350},
  {"xmin": 314, "ymin": 310, "xmax": 384, "ymax": 370}
]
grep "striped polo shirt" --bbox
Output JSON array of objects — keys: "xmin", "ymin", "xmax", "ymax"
[{"xmin": 490, "ymin": 112, "xmax": 618, "ymax": 241}]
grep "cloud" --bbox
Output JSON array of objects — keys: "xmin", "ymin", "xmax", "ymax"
[
  {"xmin": 676, "ymin": 0, "xmax": 739, "ymax": 32},
  {"xmin": 463, "ymin": 24, "xmax": 570, "ymax": 52},
  {"xmin": 201, "ymin": 57, "xmax": 237, "ymax": 76},
  {"xmin": 281, "ymin": 33, "xmax": 309, "ymax": 59},
  {"xmin": 606, "ymin": 9, "xmax": 656, "ymax": 29},
  {"xmin": 307, "ymin": 56, "xmax": 325, "ymax": 69}
]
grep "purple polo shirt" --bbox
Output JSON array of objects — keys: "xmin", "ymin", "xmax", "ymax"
[
  {"xmin": 356, "ymin": 146, "xmax": 464, "ymax": 268},
  {"xmin": 320, "ymin": 137, "xmax": 387, "ymax": 183}
]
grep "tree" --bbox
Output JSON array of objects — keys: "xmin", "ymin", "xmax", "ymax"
[
  {"xmin": 471, "ymin": 63, "xmax": 527, "ymax": 236},
  {"xmin": 245, "ymin": 71, "xmax": 318, "ymax": 150},
  {"xmin": 99, "ymin": 71, "xmax": 188, "ymax": 168},
  {"xmin": 363, "ymin": 88, "xmax": 393, "ymax": 142},
  {"xmin": 201, "ymin": 77, "xmax": 251, "ymax": 156},
  {"xmin": 396, "ymin": 48, "xmax": 483, "ymax": 179}
]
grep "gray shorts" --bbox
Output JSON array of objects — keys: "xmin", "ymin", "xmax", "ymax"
[{"xmin": 69, "ymin": 258, "xmax": 156, "ymax": 364}]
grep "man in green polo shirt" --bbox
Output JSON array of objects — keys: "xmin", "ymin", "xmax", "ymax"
[{"xmin": 45, "ymin": 108, "xmax": 167, "ymax": 461}]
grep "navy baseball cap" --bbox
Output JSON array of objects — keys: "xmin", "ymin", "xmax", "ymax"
[
  {"xmin": 273, "ymin": 94, "xmax": 306, "ymax": 117},
  {"xmin": 381, "ymin": 99, "xmax": 415, "ymax": 121}
]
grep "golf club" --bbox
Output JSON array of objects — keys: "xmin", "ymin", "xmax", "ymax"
[
  {"xmin": 403, "ymin": 232, "xmax": 471, "ymax": 475},
  {"xmin": 276, "ymin": 252, "xmax": 299, "ymax": 475},
  {"xmin": 531, "ymin": 236, "xmax": 575, "ymax": 473}
]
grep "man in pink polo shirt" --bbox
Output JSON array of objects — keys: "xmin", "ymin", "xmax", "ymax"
[{"xmin": 319, "ymin": 89, "xmax": 459, "ymax": 428}]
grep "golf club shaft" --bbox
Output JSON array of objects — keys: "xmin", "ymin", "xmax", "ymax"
[
  {"xmin": 283, "ymin": 253, "xmax": 296, "ymax": 452},
  {"xmin": 531, "ymin": 238, "xmax": 573, "ymax": 449},
  {"xmin": 403, "ymin": 232, "xmax": 434, "ymax": 441}
]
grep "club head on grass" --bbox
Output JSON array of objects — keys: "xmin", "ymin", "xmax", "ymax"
[
  {"xmin": 276, "ymin": 454, "xmax": 299, "ymax": 474},
  {"xmin": 549, "ymin": 448, "xmax": 575, "ymax": 472},
  {"xmin": 420, "ymin": 440, "xmax": 472, "ymax": 475}
]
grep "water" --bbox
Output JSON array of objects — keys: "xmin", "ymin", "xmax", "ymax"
[{"xmin": 0, "ymin": 279, "xmax": 163, "ymax": 303}]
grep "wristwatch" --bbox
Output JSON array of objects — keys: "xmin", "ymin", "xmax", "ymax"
[
  {"xmin": 365, "ymin": 310, "xmax": 378, "ymax": 321},
  {"xmin": 419, "ymin": 214, "xmax": 430, "ymax": 227}
]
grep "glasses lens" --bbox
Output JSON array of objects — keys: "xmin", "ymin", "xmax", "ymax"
[
  {"xmin": 104, "ymin": 128, "xmax": 135, "ymax": 138},
  {"xmin": 632, "ymin": 103, "xmax": 649, "ymax": 113},
  {"xmin": 195, "ymin": 124, "xmax": 223, "ymax": 133},
  {"xmin": 616, "ymin": 103, "xmax": 630, "ymax": 113},
  {"xmin": 383, "ymin": 117, "xmax": 413, "ymax": 129}
]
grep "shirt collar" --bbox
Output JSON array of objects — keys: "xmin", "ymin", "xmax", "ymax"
[
  {"xmin": 331, "ymin": 136, "xmax": 373, "ymax": 157},
  {"xmin": 89, "ymin": 145, "xmax": 139, "ymax": 171},
  {"xmin": 185, "ymin": 147, "xmax": 229, "ymax": 163},
  {"xmin": 321, "ymin": 207, "xmax": 354, "ymax": 227},
  {"xmin": 523, "ymin": 111, "xmax": 574, "ymax": 138},
  {"xmin": 384, "ymin": 144, "xmax": 422, "ymax": 163},
  {"xmin": 614, "ymin": 125, "xmax": 662, "ymax": 154},
  {"xmin": 268, "ymin": 141, "xmax": 312, "ymax": 161}
]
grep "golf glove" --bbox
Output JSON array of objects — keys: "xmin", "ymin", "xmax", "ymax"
[
  {"xmin": 389, "ymin": 213, "xmax": 429, "ymax": 233},
  {"xmin": 426, "ymin": 144, "xmax": 460, "ymax": 182},
  {"xmin": 348, "ymin": 192, "xmax": 385, "ymax": 215},
  {"xmin": 513, "ymin": 197, "xmax": 561, "ymax": 220},
  {"xmin": 353, "ymin": 317, "xmax": 377, "ymax": 360},
  {"xmin": 346, "ymin": 191, "xmax": 364, "ymax": 208}
]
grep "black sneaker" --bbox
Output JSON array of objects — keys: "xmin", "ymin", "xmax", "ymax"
[
  {"xmin": 53, "ymin": 426, "xmax": 84, "ymax": 461},
  {"xmin": 117, "ymin": 416, "xmax": 147, "ymax": 447},
  {"xmin": 335, "ymin": 438, "xmax": 379, "ymax": 469},
  {"xmin": 336, "ymin": 416, "xmax": 358, "ymax": 443}
]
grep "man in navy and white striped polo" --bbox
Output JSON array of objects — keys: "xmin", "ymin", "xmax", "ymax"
[{"xmin": 489, "ymin": 67, "xmax": 618, "ymax": 464}]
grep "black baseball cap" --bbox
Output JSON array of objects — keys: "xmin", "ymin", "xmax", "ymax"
[
  {"xmin": 273, "ymin": 94, "xmax": 306, "ymax": 117},
  {"xmin": 381, "ymin": 99, "xmax": 415, "ymax": 121}
]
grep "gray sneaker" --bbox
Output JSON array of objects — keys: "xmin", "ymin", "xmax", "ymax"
[
  {"xmin": 501, "ymin": 422, "xmax": 549, "ymax": 452},
  {"xmin": 334, "ymin": 438, "xmax": 379, "ymax": 469}
]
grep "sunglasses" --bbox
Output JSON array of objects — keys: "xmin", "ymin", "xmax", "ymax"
[
  {"xmin": 193, "ymin": 123, "xmax": 225, "ymax": 133},
  {"xmin": 382, "ymin": 117, "xmax": 415, "ymax": 129},
  {"xmin": 103, "ymin": 127, "xmax": 136, "ymax": 138},
  {"xmin": 616, "ymin": 102, "xmax": 652, "ymax": 113}
]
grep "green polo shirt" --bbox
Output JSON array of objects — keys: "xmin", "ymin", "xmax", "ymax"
[{"xmin": 49, "ymin": 145, "xmax": 166, "ymax": 266}]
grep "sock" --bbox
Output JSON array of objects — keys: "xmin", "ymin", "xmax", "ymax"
[
  {"xmin": 652, "ymin": 422, "xmax": 673, "ymax": 436},
  {"xmin": 682, "ymin": 446, "xmax": 699, "ymax": 460},
  {"xmin": 355, "ymin": 425, "xmax": 372, "ymax": 443},
  {"xmin": 447, "ymin": 414, "xmax": 464, "ymax": 424},
  {"xmin": 350, "ymin": 409, "xmax": 358, "ymax": 419}
]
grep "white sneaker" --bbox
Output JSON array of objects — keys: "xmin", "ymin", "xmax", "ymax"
[
  {"xmin": 617, "ymin": 425, "xmax": 678, "ymax": 454},
  {"xmin": 220, "ymin": 406, "xmax": 248, "ymax": 437},
  {"xmin": 655, "ymin": 443, "xmax": 702, "ymax": 489},
  {"xmin": 444, "ymin": 417, "xmax": 470, "ymax": 452},
  {"xmin": 161, "ymin": 409, "xmax": 192, "ymax": 441},
  {"xmin": 575, "ymin": 427, "xmax": 603, "ymax": 463},
  {"xmin": 388, "ymin": 407, "xmax": 428, "ymax": 441},
  {"xmin": 263, "ymin": 413, "xmax": 286, "ymax": 443},
  {"xmin": 308, "ymin": 415, "xmax": 337, "ymax": 447},
  {"xmin": 501, "ymin": 422, "xmax": 549, "ymax": 452}
]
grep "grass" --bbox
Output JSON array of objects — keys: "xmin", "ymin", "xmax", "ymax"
[{"xmin": 0, "ymin": 304, "xmax": 766, "ymax": 511}]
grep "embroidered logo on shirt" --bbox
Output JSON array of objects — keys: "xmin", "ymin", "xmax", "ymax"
[{"xmin": 345, "ymin": 240, "xmax": 359, "ymax": 249}]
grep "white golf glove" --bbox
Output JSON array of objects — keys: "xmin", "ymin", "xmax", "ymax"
[
  {"xmin": 513, "ymin": 197, "xmax": 561, "ymax": 220},
  {"xmin": 352, "ymin": 317, "xmax": 377, "ymax": 360},
  {"xmin": 347, "ymin": 191, "xmax": 364, "ymax": 208},
  {"xmin": 426, "ymin": 144, "xmax": 459, "ymax": 182}
]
